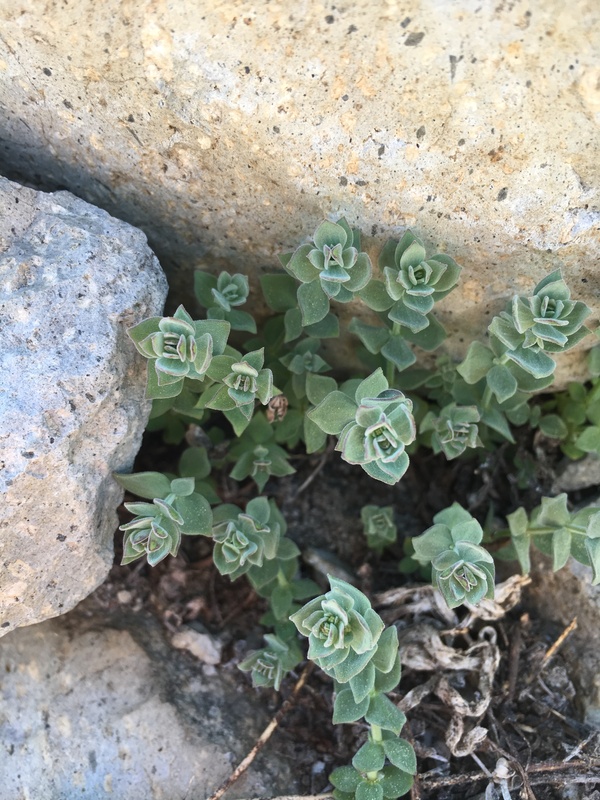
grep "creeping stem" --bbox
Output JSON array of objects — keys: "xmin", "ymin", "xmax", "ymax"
[
  {"xmin": 385, "ymin": 323, "xmax": 403, "ymax": 388},
  {"xmin": 366, "ymin": 723, "xmax": 383, "ymax": 781}
]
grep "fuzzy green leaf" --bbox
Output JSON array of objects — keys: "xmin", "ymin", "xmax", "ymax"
[
  {"xmin": 308, "ymin": 391, "xmax": 357, "ymax": 434},
  {"xmin": 538, "ymin": 414, "xmax": 569, "ymax": 440},
  {"xmin": 305, "ymin": 312, "xmax": 340, "ymax": 339},
  {"xmin": 355, "ymin": 369, "xmax": 389, "ymax": 404},
  {"xmin": 380, "ymin": 335, "xmax": 417, "ymax": 371},
  {"xmin": 113, "ymin": 471, "xmax": 172, "ymax": 500},
  {"xmin": 333, "ymin": 688, "xmax": 371, "ymax": 724},
  {"xmin": 365, "ymin": 694, "xmax": 406, "ymax": 735},
  {"xmin": 330, "ymin": 766, "xmax": 361, "ymax": 792},
  {"xmin": 360, "ymin": 279, "xmax": 394, "ymax": 311},
  {"xmin": 306, "ymin": 373, "xmax": 338, "ymax": 405},
  {"xmin": 575, "ymin": 426, "xmax": 600, "ymax": 454},
  {"xmin": 353, "ymin": 742, "xmax": 386, "ymax": 774},
  {"xmin": 349, "ymin": 661, "xmax": 376, "ymax": 704},
  {"xmin": 487, "ymin": 365, "xmax": 518, "ymax": 403},
  {"xmin": 457, "ymin": 341, "xmax": 494, "ymax": 384},
  {"xmin": 260, "ymin": 273, "xmax": 299, "ymax": 312},
  {"xmin": 356, "ymin": 782, "xmax": 384, "ymax": 800},
  {"xmin": 374, "ymin": 654, "xmax": 402, "ymax": 694},
  {"xmin": 382, "ymin": 739, "xmax": 417, "ymax": 774},
  {"xmin": 380, "ymin": 765, "xmax": 413, "ymax": 798},
  {"xmin": 349, "ymin": 318, "xmax": 390, "ymax": 354},
  {"xmin": 175, "ymin": 492, "xmax": 213, "ymax": 536},
  {"xmin": 297, "ymin": 280, "xmax": 330, "ymax": 326}
]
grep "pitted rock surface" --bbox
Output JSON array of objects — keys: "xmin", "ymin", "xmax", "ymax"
[
  {"xmin": 0, "ymin": 1, "xmax": 597, "ymax": 381},
  {"xmin": 0, "ymin": 610, "xmax": 297, "ymax": 799},
  {"xmin": 0, "ymin": 176, "xmax": 167, "ymax": 635}
]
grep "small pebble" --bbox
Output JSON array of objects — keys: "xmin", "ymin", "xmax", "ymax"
[{"xmin": 172, "ymin": 627, "xmax": 222, "ymax": 665}]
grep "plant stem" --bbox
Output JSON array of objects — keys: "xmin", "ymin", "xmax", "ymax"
[
  {"xmin": 385, "ymin": 324, "xmax": 403, "ymax": 388},
  {"xmin": 366, "ymin": 723, "xmax": 383, "ymax": 781}
]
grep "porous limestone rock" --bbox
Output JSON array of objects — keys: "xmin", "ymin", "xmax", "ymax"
[
  {"xmin": 0, "ymin": 176, "xmax": 167, "ymax": 636},
  {"xmin": 0, "ymin": 1, "xmax": 598, "ymax": 382},
  {"xmin": 0, "ymin": 610, "xmax": 298, "ymax": 799}
]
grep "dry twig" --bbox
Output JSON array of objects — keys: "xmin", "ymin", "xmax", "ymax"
[
  {"xmin": 207, "ymin": 664, "xmax": 314, "ymax": 800},
  {"xmin": 539, "ymin": 616, "xmax": 577, "ymax": 671},
  {"xmin": 293, "ymin": 439, "xmax": 335, "ymax": 499}
]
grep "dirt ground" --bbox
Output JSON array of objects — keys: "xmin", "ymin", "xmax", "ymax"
[{"xmin": 100, "ymin": 426, "xmax": 600, "ymax": 799}]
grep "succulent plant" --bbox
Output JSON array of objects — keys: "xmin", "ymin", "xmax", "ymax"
[
  {"xmin": 280, "ymin": 218, "xmax": 372, "ymax": 326},
  {"xmin": 229, "ymin": 412, "xmax": 295, "ymax": 491},
  {"xmin": 507, "ymin": 493, "xmax": 600, "ymax": 581},
  {"xmin": 412, "ymin": 503, "xmax": 495, "ymax": 608},
  {"xmin": 420, "ymin": 403, "xmax": 482, "ymax": 460},
  {"xmin": 114, "ymin": 472, "xmax": 213, "ymax": 566},
  {"xmin": 127, "ymin": 305, "xmax": 231, "ymax": 399},
  {"xmin": 194, "ymin": 270, "xmax": 257, "ymax": 333},
  {"xmin": 119, "ymin": 497, "xmax": 183, "ymax": 567},
  {"xmin": 290, "ymin": 576, "xmax": 384, "ymax": 683},
  {"xmin": 361, "ymin": 505, "xmax": 398, "ymax": 551},
  {"xmin": 210, "ymin": 497, "xmax": 281, "ymax": 580},
  {"xmin": 372, "ymin": 230, "xmax": 461, "ymax": 333},
  {"xmin": 279, "ymin": 337, "xmax": 331, "ymax": 398},
  {"xmin": 203, "ymin": 348, "xmax": 274, "ymax": 410},
  {"xmin": 238, "ymin": 633, "xmax": 303, "ymax": 691},
  {"xmin": 488, "ymin": 269, "xmax": 591, "ymax": 380},
  {"xmin": 309, "ymin": 369, "xmax": 416, "ymax": 485}
]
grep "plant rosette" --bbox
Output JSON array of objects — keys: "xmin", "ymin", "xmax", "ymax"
[
  {"xmin": 367, "ymin": 229, "xmax": 461, "ymax": 333},
  {"xmin": 420, "ymin": 403, "xmax": 482, "ymax": 460},
  {"xmin": 486, "ymin": 270, "xmax": 592, "ymax": 381},
  {"xmin": 194, "ymin": 270, "xmax": 257, "ymax": 333},
  {"xmin": 308, "ymin": 369, "xmax": 416, "ymax": 485},
  {"xmin": 238, "ymin": 633, "xmax": 303, "ymax": 691},
  {"xmin": 361, "ymin": 505, "xmax": 398, "ymax": 551},
  {"xmin": 210, "ymin": 497, "xmax": 282, "ymax": 581},
  {"xmin": 280, "ymin": 217, "xmax": 372, "ymax": 326},
  {"xmin": 127, "ymin": 305, "xmax": 231, "ymax": 399},
  {"xmin": 290, "ymin": 576, "xmax": 385, "ymax": 683},
  {"xmin": 114, "ymin": 472, "xmax": 213, "ymax": 566},
  {"xmin": 412, "ymin": 503, "xmax": 495, "ymax": 608}
]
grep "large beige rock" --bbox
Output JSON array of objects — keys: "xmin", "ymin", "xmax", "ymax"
[
  {"xmin": 0, "ymin": 1, "xmax": 598, "ymax": 379},
  {"xmin": 0, "ymin": 177, "xmax": 167, "ymax": 636}
]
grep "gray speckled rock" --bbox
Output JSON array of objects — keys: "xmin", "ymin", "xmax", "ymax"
[
  {"xmin": 0, "ymin": 177, "xmax": 167, "ymax": 636},
  {"xmin": 0, "ymin": 0, "xmax": 598, "ymax": 382},
  {"xmin": 0, "ymin": 610, "xmax": 298, "ymax": 800}
]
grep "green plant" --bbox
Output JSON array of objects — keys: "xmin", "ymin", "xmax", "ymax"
[
  {"xmin": 194, "ymin": 270, "xmax": 257, "ymax": 333},
  {"xmin": 228, "ymin": 411, "xmax": 296, "ymax": 491},
  {"xmin": 533, "ymin": 376, "xmax": 600, "ymax": 460},
  {"xmin": 420, "ymin": 403, "xmax": 482, "ymax": 460},
  {"xmin": 291, "ymin": 578, "xmax": 416, "ymax": 799},
  {"xmin": 117, "ymin": 216, "xmax": 597, "ymax": 797},
  {"xmin": 411, "ymin": 504, "xmax": 495, "ymax": 608},
  {"xmin": 279, "ymin": 218, "xmax": 372, "ymax": 326},
  {"xmin": 114, "ymin": 471, "xmax": 213, "ymax": 565},
  {"xmin": 128, "ymin": 305, "xmax": 231, "ymax": 400},
  {"xmin": 238, "ymin": 633, "xmax": 303, "ymax": 690},
  {"xmin": 308, "ymin": 369, "xmax": 416, "ymax": 485},
  {"xmin": 361, "ymin": 505, "xmax": 398, "ymax": 552},
  {"xmin": 506, "ymin": 494, "xmax": 600, "ymax": 582}
]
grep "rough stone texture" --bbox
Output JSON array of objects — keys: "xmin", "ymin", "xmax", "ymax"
[
  {"xmin": 0, "ymin": 610, "xmax": 298, "ymax": 800},
  {"xmin": 0, "ymin": 1, "xmax": 598, "ymax": 382},
  {"xmin": 552, "ymin": 454, "xmax": 600, "ymax": 494},
  {"xmin": 0, "ymin": 177, "xmax": 168, "ymax": 636},
  {"xmin": 529, "ymin": 557, "xmax": 600, "ymax": 728}
]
